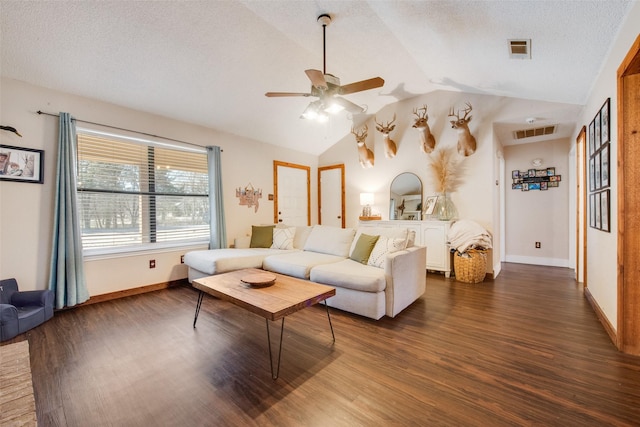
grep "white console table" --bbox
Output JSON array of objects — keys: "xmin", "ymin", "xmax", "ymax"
[{"xmin": 359, "ymin": 219, "xmax": 453, "ymax": 277}]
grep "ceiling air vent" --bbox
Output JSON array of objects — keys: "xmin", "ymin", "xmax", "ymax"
[
  {"xmin": 513, "ymin": 125, "xmax": 556, "ymax": 140},
  {"xmin": 508, "ymin": 39, "xmax": 531, "ymax": 59}
]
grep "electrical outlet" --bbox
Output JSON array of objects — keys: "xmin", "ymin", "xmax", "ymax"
[
  {"xmin": 535, "ymin": 242, "xmax": 541, "ymax": 249},
  {"xmin": 149, "ymin": 259, "xmax": 156, "ymax": 268},
  {"xmin": 180, "ymin": 255, "xmax": 184, "ymax": 264}
]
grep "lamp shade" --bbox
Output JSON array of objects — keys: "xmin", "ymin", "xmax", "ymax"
[{"xmin": 360, "ymin": 192, "xmax": 374, "ymax": 206}]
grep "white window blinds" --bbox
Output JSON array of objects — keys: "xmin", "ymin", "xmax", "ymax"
[{"xmin": 76, "ymin": 132, "xmax": 209, "ymax": 251}]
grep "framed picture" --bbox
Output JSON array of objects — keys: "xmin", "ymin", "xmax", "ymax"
[
  {"xmin": 600, "ymin": 98, "xmax": 610, "ymax": 144},
  {"xmin": 589, "ymin": 194, "xmax": 596, "ymax": 228},
  {"xmin": 541, "ymin": 181, "xmax": 548, "ymax": 190},
  {"xmin": 600, "ymin": 143, "xmax": 609, "ymax": 188},
  {"xmin": 512, "ymin": 170, "xmax": 519, "ymax": 179},
  {"xmin": 546, "ymin": 167, "xmax": 555, "ymax": 176},
  {"xmin": 423, "ymin": 195, "xmax": 437, "ymax": 215},
  {"xmin": 600, "ymin": 189, "xmax": 610, "ymax": 232},
  {"xmin": 528, "ymin": 169, "xmax": 535, "ymax": 178},
  {"xmin": 588, "ymin": 121, "xmax": 595, "ymax": 156},
  {"xmin": 595, "ymin": 152, "xmax": 601, "ymax": 190},
  {"xmin": 594, "ymin": 111, "xmax": 601, "ymax": 150},
  {"xmin": 589, "ymin": 158, "xmax": 595, "ymax": 192},
  {"xmin": 595, "ymin": 192, "xmax": 601, "ymax": 229},
  {"xmin": 0, "ymin": 145, "xmax": 44, "ymax": 184}
]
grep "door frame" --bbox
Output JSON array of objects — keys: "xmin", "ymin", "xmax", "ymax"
[
  {"xmin": 576, "ymin": 126, "xmax": 587, "ymax": 286},
  {"xmin": 318, "ymin": 164, "xmax": 345, "ymax": 228},
  {"xmin": 273, "ymin": 160, "xmax": 311, "ymax": 226},
  {"xmin": 617, "ymin": 34, "xmax": 640, "ymax": 354}
]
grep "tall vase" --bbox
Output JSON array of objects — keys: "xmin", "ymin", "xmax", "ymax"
[{"xmin": 434, "ymin": 192, "xmax": 457, "ymax": 221}]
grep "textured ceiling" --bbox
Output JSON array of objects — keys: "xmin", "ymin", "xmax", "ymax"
[{"xmin": 0, "ymin": 1, "xmax": 634, "ymax": 155}]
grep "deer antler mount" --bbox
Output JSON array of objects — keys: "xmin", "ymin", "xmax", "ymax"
[
  {"xmin": 449, "ymin": 102, "xmax": 477, "ymax": 157},
  {"xmin": 351, "ymin": 124, "xmax": 374, "ymax": 169},
  {"xmin": 375, "ymin": 114, "xmax": 397, "ymax": 159},
  {"xmin": 412, "ymin": 105, "xmax": 436, "ymax": 154}
]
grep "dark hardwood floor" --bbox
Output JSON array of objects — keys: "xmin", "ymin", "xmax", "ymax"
[{"xmin": 4, "ymin": 263, "xmax": 640, "ymax": 426}]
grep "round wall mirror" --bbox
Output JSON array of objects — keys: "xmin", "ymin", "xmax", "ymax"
[{"xmin": 389, "ymin": 172, "xmax": 422, "ymax": 220}]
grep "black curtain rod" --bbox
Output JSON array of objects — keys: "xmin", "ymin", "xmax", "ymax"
[{"xmin": 36, "ymin": 110, "xmax": 210, "ymax": 150}]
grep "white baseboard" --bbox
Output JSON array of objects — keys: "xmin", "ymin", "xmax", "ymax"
[{"xmin": 504, "ymin": 255, "xmax": 570, "ymax": 268}]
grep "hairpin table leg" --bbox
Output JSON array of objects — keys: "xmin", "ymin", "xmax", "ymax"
[
  {"xmin": 325, "ymin": 301, "xmax": 335, "ymax": 342},
  {"xmin": 193, "ymin": 291, "xmax": 204, "ymax": 328},
  {"xmin": 266, "ymin": 318, "xmax": 285, "ymax": 380}
]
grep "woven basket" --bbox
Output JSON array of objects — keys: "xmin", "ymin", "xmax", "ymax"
[{"xmin": 454, "ymin": 249, "xmax": 487, "ymax": 283}]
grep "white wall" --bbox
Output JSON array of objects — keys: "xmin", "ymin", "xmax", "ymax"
[
  {"xmin": 0, "ymin": 78, "xmax": 317, "ymax": 295},
  {"xmin": 321, "ymin": 90, "xmax": 497, "ymax": 226},
  {"xmin": 504, "ymin": 138, "xmax": 571, "ymax": 266},
  {"xmin": 571, "ymin": 3, "xmax": 640, "ymax": 330}
]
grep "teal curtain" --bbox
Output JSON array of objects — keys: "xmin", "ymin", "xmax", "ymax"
[
  {"xmin": 207, "ymin": 146, "xmax": 227, "ymax": 249},
  {"xmin": 48, "ymin": 112, "xmax": 89, "ymax": 309}
]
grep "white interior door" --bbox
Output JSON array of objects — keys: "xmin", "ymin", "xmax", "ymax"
[
  {"xmin": 319, "ymin": 165, "xmax": 345, "ymax": 228},
  {"xmin": 274, "ymin": 161, "xmax": 310, "ymax": 226}
]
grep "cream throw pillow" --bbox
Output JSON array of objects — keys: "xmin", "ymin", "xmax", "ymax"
[
  {"xmin": 271, "ymin": 227, "xmax": 295, "ymax": 250},
  {"xmin": 367, "ymin": 236, "xmax": 407, "ymax": 268}
]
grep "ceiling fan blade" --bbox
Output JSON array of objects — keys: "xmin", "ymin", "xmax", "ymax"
[
  {"xmin": 305, "ymin": 69, "xmax": 328, "ymax": 90},
  {"xmin": 338, "ymin": 77, "xmax": 385, "ymax": 95},
  {"xmin": 332, "ymin": 96, "xmax": 364, "ymax": 114},
  {"xmin": 265, "ymin": 92, "xmax": 312, "ymax": 97}
]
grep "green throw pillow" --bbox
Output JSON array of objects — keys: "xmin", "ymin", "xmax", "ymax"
[
  {"xmin": 250, "ymin": 225, "xmax": 275, "ymax": 248},
  {"xmin": 350, "ymin": 233, "xmax": 380, "ymax": 264}
]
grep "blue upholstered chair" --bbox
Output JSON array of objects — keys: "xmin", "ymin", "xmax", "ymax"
[{"xmin": 0, "ymin": 278, "xmax": 54, "ymax": 341}]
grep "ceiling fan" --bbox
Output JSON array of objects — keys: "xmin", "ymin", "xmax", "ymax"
[{"xmin": 265, "ymin": 14, "xmax": 384, "ymax": 121}]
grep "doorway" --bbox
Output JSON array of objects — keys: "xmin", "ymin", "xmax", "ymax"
[
  {"xmin": 318, "ymin": 164, "xmax": 345, "ymax": 228},
  {"xmin": 617, "ymin": 34, "xmax": 640, "ymax": 354},
  {"xmin": 273, "ymin": 161, "xmax": 310, "ymax": 226},
  {"xmin": 576, "ymin": 126, "xmax": 587, "ymax": 285}
]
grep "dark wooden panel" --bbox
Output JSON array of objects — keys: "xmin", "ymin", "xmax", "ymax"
[{"xmin": 3, "ymin": 263, "xmax": 640, "ymax": 426}]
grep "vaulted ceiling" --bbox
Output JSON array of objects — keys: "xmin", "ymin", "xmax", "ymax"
[{"xmin": 0, "ymin": 1, "xmax": 634, "ymax": 155}]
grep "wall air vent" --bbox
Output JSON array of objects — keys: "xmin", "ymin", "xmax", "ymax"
[
  {"xmin": 509, "ymin": 39, "xmax": 531, "ymax": 59},
  {"xmin": 513, "ymin": 125, "xmax": 556, "ymax": 140}
]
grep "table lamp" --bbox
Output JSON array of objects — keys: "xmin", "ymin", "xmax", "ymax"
[{"xmin": 360, "ymin": 192, "xmax": 374, "ymax": 217}]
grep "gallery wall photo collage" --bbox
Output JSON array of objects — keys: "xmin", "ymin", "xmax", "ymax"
[{"xmin": 588, "ymin": 98, "xmax": 611, "ymax": 233}]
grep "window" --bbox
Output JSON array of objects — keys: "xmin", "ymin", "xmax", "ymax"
[{"xmin": 76, "ymin": 130, "xmax": 209, "ymax": 253}]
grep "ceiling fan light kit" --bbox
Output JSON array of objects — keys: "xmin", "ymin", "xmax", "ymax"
[
  {"xmin": 300, "ymin": 101, "xmax": 329, "ymax": 122},
  {"xmin": 265, "ymin": 13, "xmax": 384, "ymax": 122}
]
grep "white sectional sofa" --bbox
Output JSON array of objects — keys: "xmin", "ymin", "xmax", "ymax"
[{"xmin": 184, "ymin": 224, "xmax": 426, "ymax": 320}]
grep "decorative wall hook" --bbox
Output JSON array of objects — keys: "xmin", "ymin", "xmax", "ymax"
[{"xmin": 0, "ymin": 126, "xmax": 22, "ymax": 137}]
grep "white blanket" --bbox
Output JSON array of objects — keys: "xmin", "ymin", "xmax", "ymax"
[{"xmin": 447, "ymin": 219, "xmax": 492, "ymax": 253}]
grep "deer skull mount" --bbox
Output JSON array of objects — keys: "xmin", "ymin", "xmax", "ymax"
[
  {"xmin": 412, "ymin": 105, "xmax": 436, "ymax": 154},
  {"xmin": 351, "ymin": 124, "xmax": 374, "ymax": 168},
  {"xmin": 449, "ymin": 102, "xmax": 477, "ymax": 157},
  {"xmin": 375, "ymin": 114, "xmax": 397, "ymax": 159}
]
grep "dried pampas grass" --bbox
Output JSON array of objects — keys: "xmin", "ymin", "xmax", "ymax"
[{"xmin": 428, "ymin": 147, "xmax": 464, "ymax": 193}]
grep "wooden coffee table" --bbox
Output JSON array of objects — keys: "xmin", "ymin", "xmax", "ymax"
[{"xmin": 192, "ymin": 268, "xmax": 336, "ymax": 379}]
